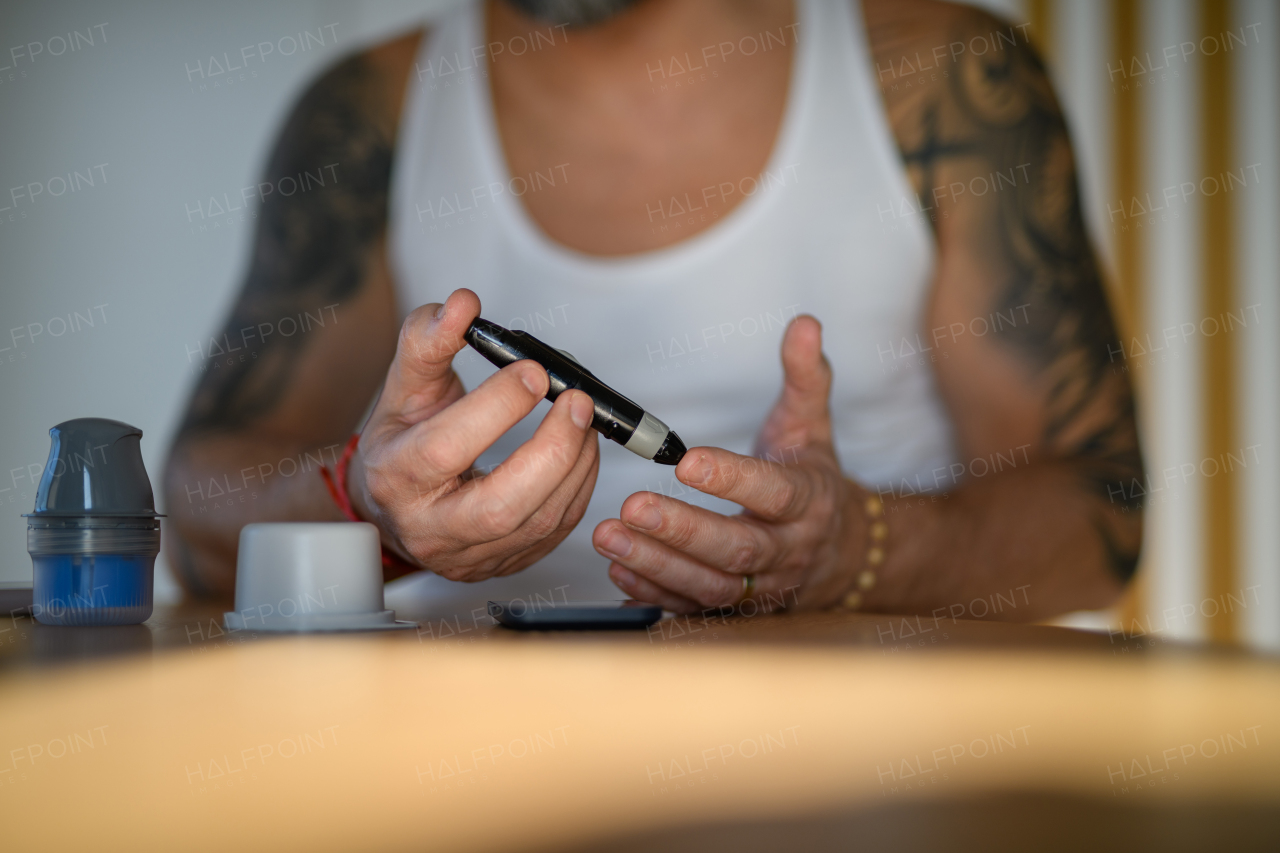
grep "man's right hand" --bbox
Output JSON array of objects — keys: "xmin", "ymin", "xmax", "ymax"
[{"xmin": 346, "ymin": 288, "xmax": 600, "ymax": 582}]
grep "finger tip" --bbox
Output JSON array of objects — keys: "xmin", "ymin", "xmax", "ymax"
[
  {"xmin": 566, "ymin": 389, "xmax": 593, "ymax": 430},
  {"xmin": 620, "ymin": 490, "xmax": 655, "ymax": 512},
  {"xmin": 435, "ymin": 291, "xmax": 480, "ymax": 335},
  {"xmin": 449, "ymin": 287, "xmax": 481, "ymax": 313},
  {"xmin": 786, "ymin": 315, "xmax": 822, "ymax": 348},
  {"xmin": 514, "ymin": 361, "xmax": 549, "ymax": 396},
  {"xmin": 609, "ymin": 564, "xmax": 636, "ymax": 587},
  {"xmin": 591, "ymin": 518, "xmax": 621, "ymax": 544},
  {"xmin": 675, "ymin": 450, "xmax": 713, "ymax": 485}
]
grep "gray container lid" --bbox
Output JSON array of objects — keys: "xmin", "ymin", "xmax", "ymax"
[{"xmin": 25, "ymin": 418, "xmax": 163, "ymax": 518}]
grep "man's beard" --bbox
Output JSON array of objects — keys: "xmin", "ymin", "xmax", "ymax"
[{"xmin": 505, "ymin": 0, "xmax": 640, "ymax": 27}]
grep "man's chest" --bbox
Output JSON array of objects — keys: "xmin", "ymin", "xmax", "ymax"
[{"xmin": 490, "ymin": 46, "xmax": 794, "ymax": 256}]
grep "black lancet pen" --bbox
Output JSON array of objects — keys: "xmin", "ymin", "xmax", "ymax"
[{"xmin": 464, "ymin": 317, "xmax": 687, "ymax": 465}]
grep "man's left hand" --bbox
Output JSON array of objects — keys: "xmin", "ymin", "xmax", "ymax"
[{"xmin": 592, "ymin": 316, "xmax": 868, "ymax": 613}]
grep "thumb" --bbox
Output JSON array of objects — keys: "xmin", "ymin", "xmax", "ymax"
[
  {"xmin": 754, "ymin": 315, "xmax": 833, "ymax": 456},
  {"xmin": 377, "ymin": 288, "xmax": 481, "ymax": 427}
]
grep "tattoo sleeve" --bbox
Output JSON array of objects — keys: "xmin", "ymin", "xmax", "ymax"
[
  {"xmin": 895, "ymin": 15, "xmax": 1145, "ymax": 581},
  {"xmin": 179, "ymin": 54, "xmax": 394, "ymax": 436}
]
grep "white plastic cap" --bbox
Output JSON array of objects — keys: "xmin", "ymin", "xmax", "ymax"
[{"xmin": 225, "ymin": 522, "xmax": 415, "ymax": 632}]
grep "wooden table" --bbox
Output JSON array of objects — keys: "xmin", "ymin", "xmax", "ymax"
[{"xmin": 1, "ymin": 602, "xmax": 1277, "ymax": 851}]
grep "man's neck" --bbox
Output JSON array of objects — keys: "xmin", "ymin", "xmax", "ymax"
[
  {"xmin": 489, "ymin": 0, "xmax": 793, "ymax": 101},
  {"xmin": 503, "ymin": 0, "xmax": 639, "ymax": 29}
]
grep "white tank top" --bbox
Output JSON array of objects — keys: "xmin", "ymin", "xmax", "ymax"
[{"xmin": 386, "ymin": 0, "xmax": 957, "ymax": 611}]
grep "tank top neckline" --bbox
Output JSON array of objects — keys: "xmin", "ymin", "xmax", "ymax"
[{"xmin": 458, "ymin": 0, "xmax": 823, "ymax": 279}]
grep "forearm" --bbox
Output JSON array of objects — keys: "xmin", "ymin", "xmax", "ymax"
[
  {"xmin": 163, "ymin": 434, "xmax": 347, "ymax": 599},
  {"xmin": 866, "ymin": 463, "xmax": 1135, "ymax": 622}
]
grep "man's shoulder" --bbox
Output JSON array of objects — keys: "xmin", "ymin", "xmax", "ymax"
[
  {"xmin": 858, "ymin": 0, "xmax": 1047, "ymax": 148},
  {"xmin": 360, "ymin": 29, "xmax": 425, "ymax": 89},
  {"xmin": 861, "ymin": 0, "xmax": 1024, "ymax": 59},
  {"xmin": 282, "ymin": 29, "xmax": 425, "ymax": 143},
  {"xmin": 860, "ymin": 0, "xmax": 1037, "ymax": 102}
]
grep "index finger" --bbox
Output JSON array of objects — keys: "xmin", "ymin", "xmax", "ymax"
[
  {"xmin": 404, "ymin": 359, "xmax": 549, "ymax": 483},
  {"xmin": 675, "ymin": 447, "xmax": 812, "ymax": 521}
]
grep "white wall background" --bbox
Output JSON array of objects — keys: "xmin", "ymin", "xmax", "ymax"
[{"xmin": 0, "ymin": 0, "xmax": 452, "ymax": 601}]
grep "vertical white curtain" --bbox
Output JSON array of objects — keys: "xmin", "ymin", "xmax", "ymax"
[{"xmin": 1018, "ymin": 0, "xmax": 1279, "ymax": 649}]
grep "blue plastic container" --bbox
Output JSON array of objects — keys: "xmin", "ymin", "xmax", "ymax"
[
  {"xmin": 25, "ymin": 419, "xmax": 162, "ymax": 626},
  {"xmin": 29, "ymin": 522, "xmax": 159, "ymax": 625}
]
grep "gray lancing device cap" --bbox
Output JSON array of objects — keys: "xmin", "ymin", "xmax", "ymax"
[{"xmin": 27, "ymin": 418, "xmax": 163, "ymax": 517}]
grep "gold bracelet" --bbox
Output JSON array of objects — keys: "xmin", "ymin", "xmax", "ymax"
[{"xmin": 843, "ymin": 494, "xmax": 887, "ymax": 610}]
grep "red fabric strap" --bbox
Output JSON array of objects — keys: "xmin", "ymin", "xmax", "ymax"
[
  {"xmin": 320, "ymin": 434, "xmax": 361, "ymax": 521},
  {"xmin": 320, "ymin": 434, "xmax": 420, "ymax": 579}
]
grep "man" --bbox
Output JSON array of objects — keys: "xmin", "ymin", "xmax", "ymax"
[{"xmin": 165, "ymin": 0, "xmax": 1143, "ymax": 620}]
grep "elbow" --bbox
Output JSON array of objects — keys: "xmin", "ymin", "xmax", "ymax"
[{"xmin": 162, "ymin": 441, "xmax": 236, "ymax": 602}]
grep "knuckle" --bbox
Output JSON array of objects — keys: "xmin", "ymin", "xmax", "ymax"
[
  {"xmin": 364, "ymin": 470, "xmax": 392, "ymax": 505},
  {"xmin": 523, "ymin": 509, "xmax": 559, "ymax": 541},
  {"xmin": 810, "ymin": 485, "xmax": 836, "ymax": 520},
  {"xmin": 724, "ymin": 538, "xmax": 760, "ymax": 575},
  {"xmin": 474, "ymin": 499, "xmax": 520, "ymax": 539},
  {"xmin": 434, "ymin": 564, "xmax": 465, "ymax": 582},
  {"xmin": 397, "ymin": 311, "xmax": 430, "ymax": 358},
  {"xmin": 417, "ymin": 435, "xmax": 462, "ymax": 475},
  {"xmin": 762, "ymin": 477, "xmax": 799, "ymax": 518},
  {"xmin": 663, "ymin": 513, "xmax": 699, "ymax": 548},
  {"xmin": 399, "ymin": 306, "xmax": 452, "ymax": 365},
  {"xmin": 709, "ymin": 581, "xmax": 740, "ymax": 608},
  {"xmin": 533, "ymin": 439, "xmax": 574, "ymax": 473},
  {"xmin": 402, "ymin": 304, "xmax": 435, "ymax": 334},
  {"xmin": 491, "ymin": 371, "xmax": 538, "ymax": 415}
]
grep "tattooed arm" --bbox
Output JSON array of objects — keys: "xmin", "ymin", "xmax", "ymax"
[
  {"xmin": 863, "ymin": 0, "xmax": 1144, "ymax": 615},
  {"xmin": 166, "ymin": 33, "xmax": 602, "ymax": 601},
  {"xmin": 163, "ymin": 38, "xmax": 419, "ymax": 598},
  {"xmin": 594, "ymin": 1, "xmax": 1141, "ymax": 621}
]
